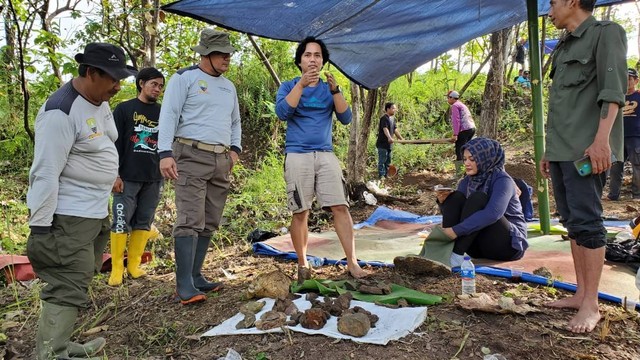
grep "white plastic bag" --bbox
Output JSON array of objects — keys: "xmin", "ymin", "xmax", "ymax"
[
  {"xmin": 217, "ymin": 348, "xmax": 243, "ymax": 360},
  {"xmin": 363, "ymin": 191, "xmax": 377, "ymax": 205}
]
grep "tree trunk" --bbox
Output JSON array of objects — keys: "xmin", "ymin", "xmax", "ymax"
[
  {"xmin": 405, "ymin": 72, "xmax": 413, "ymax": 87},
  {"xmin": 39, "ymin": 0, "xmax": 63, "ymax": 85},
  {"xmin": 141, "ymin": 0, "xmax": 152, "ymax": 67},
  {"xmin": 346, "ymin": 83, "xmax": 378, "ymax": 191},
  {"xmin": 149, "ymin": 0, "xmax": 160, "ymax": 67},
  {"xmin": 2, "ymin": 9, "xmax": 17, "ymax": 111},
  {"xmin": 459, "ymin": 53, "xmax": 491, "ymax": 94},
  {"xmin": 248, "ymin": 35, "xmax": 280, "ymax": 87},
  {"xmin": 8, "ymin": 0, "xmax": 34, "ymax": 142},
  {"xmin": 478, "ymin": 29, "xmax": 509, "ymax": 139},
  {"xmin": 346, "ymin": 81, "xmax": 361, "ymax": 186},
  {"xmin": 354, "ymin": 88, "xmax": 378, "ymax": 183},
  {"xmin": 504, "ymin": 23, "xmax": 519, "ymax": 84}
]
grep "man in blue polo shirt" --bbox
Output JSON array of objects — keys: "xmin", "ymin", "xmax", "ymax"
[{"xmin": 275, "ymin": 37, "xmax": 367, "ymax": 283}]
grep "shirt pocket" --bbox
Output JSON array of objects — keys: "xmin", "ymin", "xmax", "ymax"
[{"xmin": 561, "ymin": 54, "xmax": 594, "ymax": 87}]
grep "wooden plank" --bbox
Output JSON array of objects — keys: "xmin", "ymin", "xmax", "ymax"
[{"xmin": 395, "ymin": 138, "xmax": 452, "ymax": 145}]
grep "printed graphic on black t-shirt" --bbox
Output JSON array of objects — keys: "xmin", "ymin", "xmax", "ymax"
[{"xmin": 132, "ymin": 119, "xmax": 158, "ymax": 153}]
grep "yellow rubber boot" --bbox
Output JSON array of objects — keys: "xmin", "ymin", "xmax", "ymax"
[
  {"xmin": 127, "ymin": 230, "xmax": 150, "ymax": 278},
  {"xmin": 108, "ymin": 232, "xmax": 128, "ymax": 286}
]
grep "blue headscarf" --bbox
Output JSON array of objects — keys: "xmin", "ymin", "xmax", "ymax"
[{"xmin": 461, "ymin": 137, "xmax": 505, "ymax": 196}]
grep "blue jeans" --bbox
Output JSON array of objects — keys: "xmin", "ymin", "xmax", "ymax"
[{"xmin": 377, "ymin": 147, "xmax": 391, "ymax": 178}]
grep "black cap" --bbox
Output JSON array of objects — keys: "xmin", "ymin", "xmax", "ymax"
[
  {"xmin": 75, "ymin": 43, "xmax": 137, "ymax": 80},
  {"xmin": 628, "ymin": 68, "xmax": 638, "ymax": 78}
]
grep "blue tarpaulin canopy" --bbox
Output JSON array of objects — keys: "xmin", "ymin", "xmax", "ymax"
[
  {"xmin": 525, "ymin": 39, "xmax": 559, "ymax": 55},
  {"xmin": 163, "ymin": 0, "xmax": 631, "ymax": 89}
]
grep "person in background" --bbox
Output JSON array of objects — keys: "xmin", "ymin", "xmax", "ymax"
[
  {"xmin": 275, "ymin": 36, "xmax": 367, "ymax": 283},
  {"xmin": 516, "ymin": 70, "xmax": 532, "ymax": 88},
  {"xmin": 541, "ymin": 0, "xmax": 626, "ymax": 333},
  {"xmin": 108, "ymin": 67, "xmax": 165, "ymax": 286},
  {"xmin": 513, "ymin": 37, "xmax": 527, "ymax": 71},
  {"xmin": 607, "ymin": 68, "xmax": 640, "ymax": 201},
  {"xmin": 446, "ymin": 90, "xmax": 476, "ymax": 175},
  {"xmin": 158, "ymin": 29, "xmax": 240, "ymax": 305},
  {"xmin": 376, "ymin": 102, "xmax": 403, "ymax": 179},
  {"xmin": 27, "ymin": 42, "xmax": 136, "ymax": 360},
  {"xmin": 434, "ymin": 137, "xmax": 528, "ymax": 268},
  {"xmin": 513, "ymin": 69, "xmax": 524, "ymax": 83}
]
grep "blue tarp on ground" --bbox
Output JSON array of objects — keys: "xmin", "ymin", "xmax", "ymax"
[
  {"xmin": 163, "ymin": 0, "xmax": 632, "ymax": 89},
  {"xmin": 252, "ymin": 206, "xmax": 638, "ymax": 308}
]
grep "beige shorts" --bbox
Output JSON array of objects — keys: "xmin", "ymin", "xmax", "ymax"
[{"xmin": 284, "ymin": 152, "xmax": 348, "ymax": 213}]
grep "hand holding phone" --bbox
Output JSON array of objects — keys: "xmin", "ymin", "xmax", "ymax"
[{"xmin": 574, "ymin": 155, "xmax": 592, "ymax": 176}]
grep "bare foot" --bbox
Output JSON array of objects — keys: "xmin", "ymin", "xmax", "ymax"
[
  {"xmin": 545, "ymin": 296, "xmax": 582, "ymax": 310},
  {"xmin": 567, "ymin": 307, "xmax": 601, "ymax": 333},
  {"xmin": 348, "ymin": 264, "xmax": 368, "ymax": 279}
]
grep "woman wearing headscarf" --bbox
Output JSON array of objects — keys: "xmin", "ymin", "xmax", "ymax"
[{"xmin": 435, "ymin": 137, "xmax": 528, "ymax": 267}]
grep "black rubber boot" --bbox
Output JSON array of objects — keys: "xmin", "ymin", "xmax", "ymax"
[
  {"xmin": 174, "ymin": 236, "xmax": 206, "ymax": 305},
  {"xmin": 193, "ymin": 236, "xmax": 224, "ymax": 292}
]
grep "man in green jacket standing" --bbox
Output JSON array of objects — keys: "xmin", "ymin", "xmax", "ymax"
[{"xmin": 540, "ymin": 0, "xmax": 627, "ymax": 333}]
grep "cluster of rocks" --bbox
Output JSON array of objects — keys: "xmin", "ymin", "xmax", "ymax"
[{"xmin": 236, "ymin": 291, "xmax": 381, "ymax": 337}]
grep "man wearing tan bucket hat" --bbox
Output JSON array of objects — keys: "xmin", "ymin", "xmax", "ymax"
[
  {"xmin": 27, "ymin": 42, "xmax": 136, "ymax": 359},
  {"xmin": 158, "ymin": 28, "xmax": 241, "ymax": 305}
]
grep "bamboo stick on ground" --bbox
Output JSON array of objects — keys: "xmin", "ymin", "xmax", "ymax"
[{"xmin": 395, "ymin": 138, "xmax": 452, "ymax": 144}]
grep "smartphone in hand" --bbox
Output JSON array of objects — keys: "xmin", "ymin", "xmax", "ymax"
[
  {"xmin": 434, "ymin": 184, "xmax": 453, "ymax": 192},
  {"xmin": 573, "ymin": 155, "xmax": 592, "ymax": 176}
]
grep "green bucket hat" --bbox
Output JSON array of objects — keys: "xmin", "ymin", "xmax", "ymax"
[{"xmin": 191, "ymin": 29, "xmax": 237, "ymax": 56}]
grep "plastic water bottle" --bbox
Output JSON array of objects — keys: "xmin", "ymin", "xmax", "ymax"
[{"xmin": 460, "ymin": 256, "xmax": 476, "ymax": 295}]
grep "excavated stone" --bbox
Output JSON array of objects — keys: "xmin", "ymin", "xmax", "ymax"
[
  {"xmin": 305, "ymin": 293, "xmax": 319, "ymax": 302},
  {"xmin": 254, "ymin": 310, "xmax": 287, "ymax": 330},
  {"xmin": 337, "ymin": 313, "xmax": 371, "ymax": 337},
  {"xmin": 239, "ymin": 301, "xmax": 266, "ymax": 315},
  {"xmin": 300, "ymin": 308, "xmax": 330, "ymax": 330},
  {"xmin": 336, "ymin": 293, "xmax": 353, "ymax": 309},
  {"xmin": 245, "ymin": 270, "xmax": 291, "ymax": 300},
  {"xmin": 343, "ymin": 306, "xmax": 379, "ymax": 327},
  {"xmin": 235, "ymin": 313, "xmax": 256, "ymax": 329},
  {"xmin": 393, "ymin": 255, "xmax": 451, "ymax": 276},
  {"xmin": 358, "ymin": 282, "xmax": 391, "ymax": 295},
  {"xmin": 272, "ymin": 297, "xmax": 299, "ymax": 315}
]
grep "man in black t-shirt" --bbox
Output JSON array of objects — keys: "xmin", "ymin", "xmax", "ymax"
[
  {"xmin": 376, "ymin": 102, "xmax": 403, "ymax": 179},
  {"xmin": 108, "ymin": 67, "xmax": 165, "ymax": 286}
]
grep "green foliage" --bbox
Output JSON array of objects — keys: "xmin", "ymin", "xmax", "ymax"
[
  {"xmin": 213, "ymin": 152, "xmax": 289, "ymax": 245},
  {"xmin": 0, "ymin": 176, "xmax": 30, "ymax": 254},
  {"xmin": 229, "ymin": 37, "xmax": 293, "ymax": 158}
]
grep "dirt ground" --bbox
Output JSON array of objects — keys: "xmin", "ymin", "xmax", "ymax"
[{"xmin": 1, "ymin": 152, "xmax": 640, "ymax": 360}]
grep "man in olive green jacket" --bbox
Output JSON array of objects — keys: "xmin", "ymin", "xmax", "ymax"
[{"xmin": 540, "ymin": 0, "xmax": 627, "ymax": 333}]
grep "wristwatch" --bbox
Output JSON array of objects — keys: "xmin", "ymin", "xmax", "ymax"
[{"xmin": 330, "ymin": 86, "xmax": 341, "ymax": 95}]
